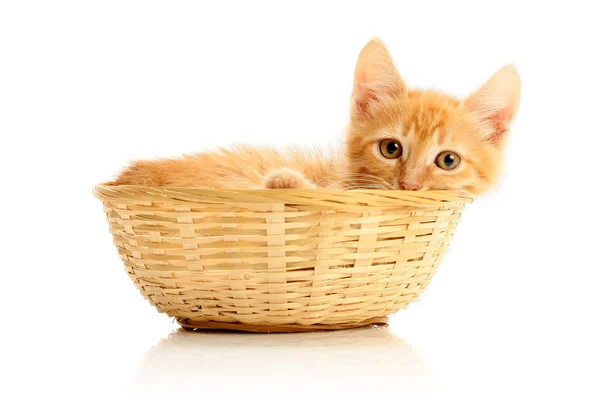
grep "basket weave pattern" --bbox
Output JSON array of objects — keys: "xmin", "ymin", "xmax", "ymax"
[{"xmin": 95, "ymin": 185, "xmax": 472, "ymax": 332}]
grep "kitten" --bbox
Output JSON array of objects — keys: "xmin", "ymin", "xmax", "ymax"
[{"xmin": 113, "ymin": 38, "xmax": 521, "ymax": 195}]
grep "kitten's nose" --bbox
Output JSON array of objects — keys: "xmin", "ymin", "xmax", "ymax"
[{"xmin": 399, "ymin": 182, "xmax": 422, "ymax": 191}]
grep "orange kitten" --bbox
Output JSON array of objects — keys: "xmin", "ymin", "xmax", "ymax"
[{"xmin": 113, "ymin": 38, "xmax": 520, "ymax": 195}]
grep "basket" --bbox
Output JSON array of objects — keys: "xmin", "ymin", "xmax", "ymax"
[{"xmin": 94, "ymin": 185, "xmax": 472, "ymax": 332}]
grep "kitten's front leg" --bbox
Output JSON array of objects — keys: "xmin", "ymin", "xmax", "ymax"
[{"xmin": 261, "ymin": 168, "xmax": 317, "ymax": 189}]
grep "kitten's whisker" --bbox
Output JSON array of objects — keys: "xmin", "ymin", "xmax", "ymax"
[
  {"xmin": 326, "ymin": 175, "xmax": 393, "ymax": 190},
  {"xmin": 328, "ymin": 176, "xmax": 389, "ymax": 185},
  {"xmin": 342, "ymin": 178, "xmax": 390, "ymax": 185},
  {"xmin": 341, "ymin": 173, "xmax": 393, "ymax": 189}
]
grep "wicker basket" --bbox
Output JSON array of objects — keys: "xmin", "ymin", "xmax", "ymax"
[{"xmin": 94, "ymin": 185, "xmax": 472, "ymax": 332}]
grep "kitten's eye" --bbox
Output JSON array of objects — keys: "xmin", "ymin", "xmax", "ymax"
[
  {"xmin": 435, "ymin": 151, "xmax": 461, "ymax": 170},
  {"xmin": 379, "ymin": 139, "xmax": 402, "ymax": 159}
]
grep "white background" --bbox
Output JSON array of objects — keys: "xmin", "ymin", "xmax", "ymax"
[{"xmin": 1, "ymin": 1, "xmax": 599, "ymax": 399}]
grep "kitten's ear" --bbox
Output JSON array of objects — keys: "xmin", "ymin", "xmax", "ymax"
[
  {"xmin": 351, "ymin": 39, "xmax": 407, "ymax": 120},
  {"xmin": 463, "ymin": 65, "xmax": 521, "ymax": 145}
]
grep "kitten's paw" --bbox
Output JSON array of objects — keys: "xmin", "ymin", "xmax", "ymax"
[{"xmin": 262, "ymin": 168, "xmax": 316, "ymax": 189}]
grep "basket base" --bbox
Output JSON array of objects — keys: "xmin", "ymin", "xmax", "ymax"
[{"xmin": 177, "ymin": 317, "xmax": 389, "ymax": 333}]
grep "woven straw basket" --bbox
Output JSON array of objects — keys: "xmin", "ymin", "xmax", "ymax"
[{"xmin": 94, "ymin": 185, "xmax": 472, "ymax": 332}]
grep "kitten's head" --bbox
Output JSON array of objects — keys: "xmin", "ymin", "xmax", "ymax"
[{"xmin": 345, "ymin": 39, "xmax": 521, "ymax": 195}]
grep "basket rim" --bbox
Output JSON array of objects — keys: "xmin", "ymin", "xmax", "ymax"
[{"xmin": 94, "ymin": 183, "xmax": 474, "ymax": 208}]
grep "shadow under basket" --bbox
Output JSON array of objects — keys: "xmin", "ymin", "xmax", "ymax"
[{"xmin": 94, "ymin": 185, "xmax": 473, "ymax": 333}]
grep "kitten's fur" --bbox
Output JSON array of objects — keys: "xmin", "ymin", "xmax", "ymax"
[{"xmin": 113, "ymin": 39, "xmax": 521, "ymax": 195}]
